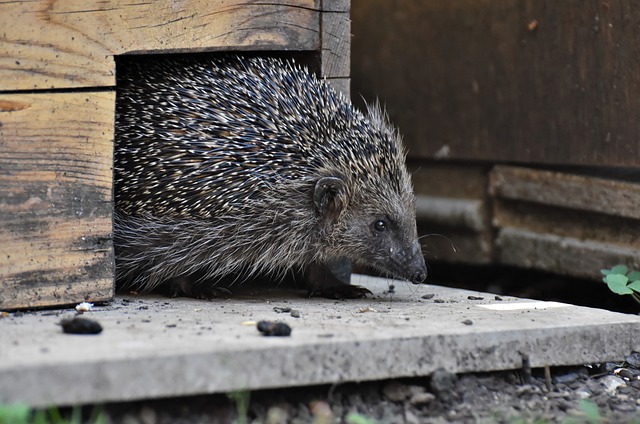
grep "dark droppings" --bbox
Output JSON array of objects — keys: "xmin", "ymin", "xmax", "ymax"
[
  {"xmin": 257, "ymin": 320, "xmax": 292, "ymax": 337},
  {"xmin": 59, "ymin": 317, "xmax": 103, "ymax": 335}
]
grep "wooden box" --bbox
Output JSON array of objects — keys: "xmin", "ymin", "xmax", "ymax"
[
  {"xmin": 0, "ymin": 0, "xmax": 351, "ymax": 310},
  {"xmin": 352, "ymin": 0, "xmax": 640, "ymax": 281}
]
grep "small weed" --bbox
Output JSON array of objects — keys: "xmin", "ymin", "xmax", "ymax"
[
  {"xmin": 600, "ymin": 265, "xmax": 640, "ymax": 304},
  {"xmin": 0, "ymin": 403, "xmax": 105, "ymax": 424},
  {"xmin": 578, "ymin": 399, "xmax": 601, "ymax": 424},
  {"xmin": 345, "ymin": 412, "xmax": 378, "ymax": 424},
  {"xmin": 228, "ymin": 390, "xmax": 251, "ymax": 424}
]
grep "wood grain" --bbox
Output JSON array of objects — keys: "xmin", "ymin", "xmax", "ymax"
[
  {"xmin": 497, "ymin": 228, "xmax": 640, "ymax": 280},
  {"xmin": 412, "ymin": 163, "xmax": 493, "ymax": 264},
  {"xmin": 491, "ymin": 166, "xmax": 640, "ymax": 280},
  {"xmin": 491, "ymin": 166, "xmax": 640, "ymax": 220},
  {"xmin": 320, "ymin": 0, "xmax": 350, "ymax": 95},
  {"xmin": 0, "ymin": 0, "xmax": 320, "ymax": 90},
  {"xmin": 352, "ymin": 0, "xmax": 640, "ymax": 167},
  {"xmin": 0, "ymin": 92, "xmax": 115, "ymax": 310}
]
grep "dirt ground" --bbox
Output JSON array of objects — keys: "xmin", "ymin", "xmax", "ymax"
[{"xmin": 94, "ymin": 360, "xmax": 640, "ymax": 423}]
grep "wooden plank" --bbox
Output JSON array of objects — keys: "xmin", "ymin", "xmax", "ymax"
[
  {"xmin": 494, "ymin": 200, "xmax": 640, "ymax": 250},
  {"xmin": 490, "ymin": 166, "xmax": 640, "ymax": 220},
  {"xmin": 497, "ymin": 228, "xmax": 640, "ymax": 280},
  {"xmin": 416, "ymin": 195, "xmax": 484, "ymax": 232},
  {"xmin": 493, "ymin": 171, "xmax": 640, "ymax": 280},
  {"xmin": 0, "ymin": 92, "xmax": 114, "ymax": 310},
  {"xmin": 320, "ymin": 0, "xmax": 350, "ymax": 96},
  {"xmin": 352, "ymin": 0, "xmax": 640, "ymax": 167},
  {"xmin": 326, "ymin": 78, "xmax": 350, "ymax": 98},
  {"xmin": 412, "ymin": 164, "xmax": 493, "ymax": 264},
  {"xmin": 0, "ymin": 0, "xmax": 320, "ymax": 90}
]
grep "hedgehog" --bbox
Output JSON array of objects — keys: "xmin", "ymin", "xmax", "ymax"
[{"xmin": 114, "ymin": 56, "xmax": 427, "ymax": 299}]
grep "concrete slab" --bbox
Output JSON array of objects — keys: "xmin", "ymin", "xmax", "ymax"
[{"xmin": 1, "ymin": 275, "xmax": 639, "ymax": 407}]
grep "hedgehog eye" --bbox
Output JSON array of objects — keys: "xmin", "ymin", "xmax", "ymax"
[{"xmin": 374, "ymin": 219, "xmax": 387, "ymax": 232}]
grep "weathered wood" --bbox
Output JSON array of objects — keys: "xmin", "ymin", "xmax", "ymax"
[
  {"xmin": 412, "ymin": 164, "xmax": 492, "ymax": 264},
  {"xmin": 326, "ymin": 78, "xmax": 350, "ymax": 98},
  {"xmin": 352, "ymin": 0, "xmax": 640, "ymax": 166},
  {"xmin": 492, "ymin": 165, "xmax": 640, "ymax": 280},
  {"xmin": 0, "ymin": 92, "xmax": 114, "ymax": 310},
  {"xmin": 494, "ymin": 200, "xmax": 640, "ymax": 249},
  {"xmin": 0, "ymin": 0, "xmax": 320, "ymax": 90},
  {"xmin": 416, "ymin": 195, "xmax": 489, "ymax": 264},
  {"xmin": 497, "ymin": 228, "xmax": 640, "ymax": 280},
  {"xmin": 416, "ymin": 196, "xmax": 484, "ymax": 232},
  {"xmin": 491, "ymin": 166, "xmax": 640, "ymax": 220},
  {"xmin": 320, "ymin": 0, "xmax": 350, "ymax": 95}
]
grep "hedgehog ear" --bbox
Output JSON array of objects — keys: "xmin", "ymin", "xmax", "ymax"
[{"xmin": 314, "ymin": 177, "xmax": 347, "ymax": 221}]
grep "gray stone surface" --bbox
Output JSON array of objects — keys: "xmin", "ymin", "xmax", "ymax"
[{"xmin": 1, "ymin": 275, "xmax": 639, "ymax": 407}]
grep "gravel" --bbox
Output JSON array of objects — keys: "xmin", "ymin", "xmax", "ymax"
[{"xmin": 86, "ymin": 361, "xmax": 640, "ymax": 423}]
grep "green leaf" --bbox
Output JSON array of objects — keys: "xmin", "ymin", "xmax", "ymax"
[
  {"xmin": 611, "ymin": 265, "xmax": 629, "ymax": 275},
  {"xmin": 605, "ymin": 274, "xmax": 633, "ymax": 295},
  {"xmin": 346, "ymin": 413, "xmax": 377, "ymax": 424},
  {"xmin": 0, "ymin": 403, "xmax": 30, "ymax": 424},
  {"xmin": 579, "ymin": 399, "xmax": 601, "ymax": 424},
  {"xmin": 601, "ymin": 268, "xmax": 614, "ymax": 275},
  {"xmin": 627, "ymin": 271, "xmax": 640, "ymax": 280},
  {"xmin": 628, "ymin": 280, "xmax": 640, "ymax": 293}
]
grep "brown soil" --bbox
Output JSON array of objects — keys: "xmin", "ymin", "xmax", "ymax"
[{"xmin": 78, "ymin": 359, "xmax": 640, "ymax": 423}]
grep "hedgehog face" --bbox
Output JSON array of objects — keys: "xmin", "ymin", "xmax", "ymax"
[
  {"xmin": 348, "ymin": 193, "xmax": 427, "ymax": 284},
  {"xmin": 314, "ymin": 175, "xmax": 427, "ymax": 284}
]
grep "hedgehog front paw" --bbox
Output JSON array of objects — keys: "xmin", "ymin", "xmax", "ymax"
[
  {"xmin": 164, "ymin": 276, "xmax": 232, "ymax": 300},
  {"xmin": 309, "ymin": 284, "xmax": 372, "ymax": 300}
]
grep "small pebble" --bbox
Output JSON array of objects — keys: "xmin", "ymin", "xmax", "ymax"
[
  {"xmin": 553, "ymin": 372, "xmax": 581, "ymax": 385},
  {"xmin": 409, "ymin": 392, "xmax": 435, "ymax": 406},
  {"xmin": 383, "ymin": 382, "xmax": 411, "ymax": 401},
  {"xmin": 625, "ymin": 351, "xmax": 640, "ymax": 368},
  {"xmin": 599, "ymin": 375, "xmax": 626, "ymax": 395},
  {"xmin": 430, "ymin": 369, "xmax": 457, "ymax": 399},
  {"xmin": 273, "ymin": 307, "xmax": 291, "ymax": 313}
]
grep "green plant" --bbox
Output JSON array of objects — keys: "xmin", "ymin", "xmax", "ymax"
[
  {"xmin": 345, "ymin": 412, "xmax": 378, "ymax": 424},
  {"xmin": 600, "ymin": 265, "xmax": 640, "ymax": 304},
  {"xmin": 0, "ymin": 403, "xmax": 30, "ymax": 424},
  {"xmin": 577, "ymin": 399, "xmax": 601, "ymax": 424},
  {"xmin": 0, "ymin": 403, "xmax": 105, "ymax": 424},
  {"xmin": 227, "ymin": 390, "xmax": 251, "ymax": 424}
]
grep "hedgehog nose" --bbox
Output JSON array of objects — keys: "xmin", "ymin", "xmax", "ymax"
[
  {"xmin": 410, "ymin": 267, "xmax": 427, "ymax": 284},
  {"xmin": 408, "ymin": 244, "xmax": 427, "ymax": 284}
]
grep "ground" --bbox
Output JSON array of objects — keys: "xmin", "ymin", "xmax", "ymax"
[{"xmin": 90, "ymin": 361, "xmax": 640, "ymax": 423}]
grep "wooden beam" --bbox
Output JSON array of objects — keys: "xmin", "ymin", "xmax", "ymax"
[
  {"xmin": 0, "ymin": 92, "xmax": 115, "ymax": 309},
  {"xmin": 0, "ymin": 0, "xmax": 320, "ymax": 90},
  {"xmin": 491, "ymin": 166, "xmax": 640, "ymax": 220},
  {"xmin": 352, "ymin": 0, "xmax": 640, "ymax": 167},
  {"xmin": 320, "ymin": 0, "xmax": 350, "ymax": 95}
]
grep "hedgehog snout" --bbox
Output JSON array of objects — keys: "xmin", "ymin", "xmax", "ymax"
[
  {"xmin": 406, "ymin": 243, "xmax": 427, "ymax": 284},
  {"xmin": 389, "ymin": 241, "xmax": 427, "ymax": 284}
]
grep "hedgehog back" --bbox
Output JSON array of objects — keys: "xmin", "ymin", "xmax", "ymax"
[{"xmin": 115, "ymin": 57, "xmax": 405, "ymax": 221}]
